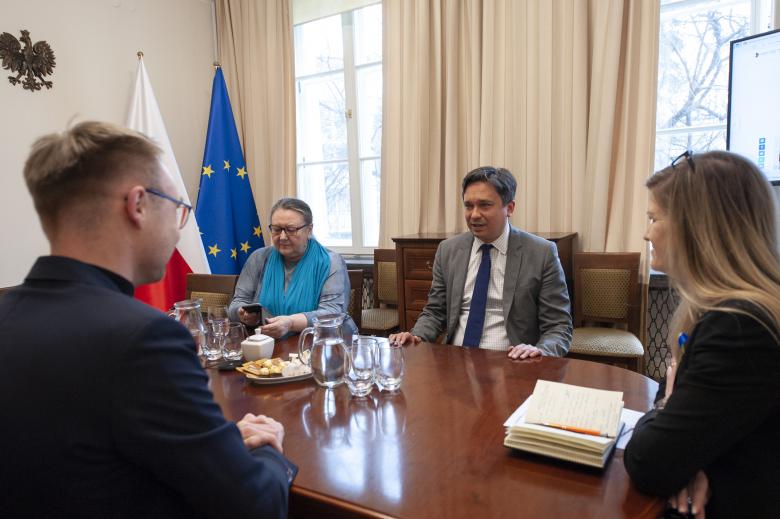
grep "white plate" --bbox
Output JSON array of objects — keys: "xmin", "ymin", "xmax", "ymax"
[{"xmin": 244, "ymin": 371, "xmax": 313, "ymax": 385}]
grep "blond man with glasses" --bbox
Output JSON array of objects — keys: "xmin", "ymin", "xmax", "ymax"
[{"xmin": 0, "ymin": 121, "xmax": 296, "ymax": 518}]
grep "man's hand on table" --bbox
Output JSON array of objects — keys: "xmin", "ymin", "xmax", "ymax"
[
  {"xmin": 508, "ymin": 344, "xmax": 543, "ymax": 360},
  {"xmin": 389, "ymin": 331, "xmax": 421, "ymax": 346},
  {"xmin": 237, "ymin": 413, "xmax": 285, "ymax": 453}
]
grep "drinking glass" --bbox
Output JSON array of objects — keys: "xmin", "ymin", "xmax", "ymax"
[
  {"xmin": 222, "ymin": 322, "xmax": 246, "ymax": 361},
  {"xmin": 201, "ymin": 328, "xmax": 222, "ymax": 361},
  {"xmin": 207, "ymin": 306, "xmax": 230, "ymax": 330},
  {"xmin": 346, "ymin": 336, "xmax": 377, "ymax": 397},
  {"xmin": 376, "ymin": 340, "xmax": 404, "ymax": 391},
  {"xmin": 207, "ymin": 306, "xmax": 230, "ymax": 356}
]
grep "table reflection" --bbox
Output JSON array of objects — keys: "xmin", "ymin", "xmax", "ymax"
[
  {"xmin": 347, "ymin": 393, "xmax": 377, "ymax": 443},
  {"xmin": 301, "ymin": 387, "xmax": 350, "ymax": 447},
  {"xmin": 300, "ymin": 386, "xmax": 407, "ymax": 503}
]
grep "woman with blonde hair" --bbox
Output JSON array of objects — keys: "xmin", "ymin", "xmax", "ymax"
[{"xmin": 625, "ymin": 150, "xmax": 780, "ymax": 518}]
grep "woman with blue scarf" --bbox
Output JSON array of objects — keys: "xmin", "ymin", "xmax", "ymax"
[{"xmin": 228, "ymin": 198, "xmax": 357, "ymax": 338}]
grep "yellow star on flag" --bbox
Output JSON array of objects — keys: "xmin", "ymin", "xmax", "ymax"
[
  {"xmin": 230, "ymin": 248, "xmax": 237, "ymax": 259},
  {"xmin": 240, "ymin": 241, "xmax": 251, "ymax": 253},
  {"xmin": 236, "ymin": 167, "xmax": 247, "ymax": 179},
  {"xmin": 202, "ymin": 165, "xmax": 214, "ymax": 178},
  {"xmin": 253, "ymin": 225, "xmax": 262, "ymax": 237},
  {"xmin": 208, "ymin": 244, "xmax": 221, "ymax": 257},
  {"xmin": 223, "ymin": 160, "xmax": 230, "ymax": 170}
]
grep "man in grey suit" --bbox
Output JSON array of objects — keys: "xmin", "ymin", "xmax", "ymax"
[{"xmin": 390, "ymin": 167, "xmax": 572, "ymax": 358}]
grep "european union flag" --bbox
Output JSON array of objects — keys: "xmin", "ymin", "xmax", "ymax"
[{"xmin": 195, "ymin": 67, "xmax": 265, "ymax": 274}]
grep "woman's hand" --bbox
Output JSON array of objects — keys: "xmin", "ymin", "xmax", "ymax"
[
  {"xmin": 668, "ymin": 470, "xmax": 710, "ymax": 517},
  {"xmin": 261, "ymin": 316, "xmax": 294, "ymax": 338},
  {"xmin": 655, "ymin": 361, "xmax": 678, "ymax": 410},
  {"xmin": 662, "ymin": 364, "xmax": 710, "ymax": 516},
  {"xmin": 665, "ymin": 361, "xmax": 678, "ymax": 401},
  {"xmin": 238, "ymin": 307, "xmax": 262, "ymax": 327}
]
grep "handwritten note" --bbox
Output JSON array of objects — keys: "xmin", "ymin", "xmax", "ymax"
[{"xmin": 524, "ymin": 380, "xmax": 624, "ymax": 438}]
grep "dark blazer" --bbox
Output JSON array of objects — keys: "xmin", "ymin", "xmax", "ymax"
[
  {"xmin": 624, "ymin": 304, "xmax": 780, "ymax": 518},
  {"xmin": 410, "ymin": 227, "xmax": 572, "ymax": 355},
  {"xmin": 0, "ymin": 256, "xmax": 295, "ymax": 518}
]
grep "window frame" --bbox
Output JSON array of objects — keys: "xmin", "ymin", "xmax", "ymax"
[{"xmin": 293, "ymin": 3, "xmax": 382, "ymax": 255}]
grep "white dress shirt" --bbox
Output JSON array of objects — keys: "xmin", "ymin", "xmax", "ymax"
[{"xmin": 452, "ymin": 222, "xmax": 511, "ymax": 350}]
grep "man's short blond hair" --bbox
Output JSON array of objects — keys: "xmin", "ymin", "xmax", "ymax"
[{"xmin": 23, "ymin": 121, "xmax": 161, "ymax": 232}]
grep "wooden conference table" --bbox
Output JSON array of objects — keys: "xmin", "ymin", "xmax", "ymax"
[{"xmin": 207, "ymin": 338, "xmax": 663, "ymax": 518}]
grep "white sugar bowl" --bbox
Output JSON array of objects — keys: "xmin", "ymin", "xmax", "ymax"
[{"xmin": 241, "ymin": 334, "xmax": 275, "ymax": 361}]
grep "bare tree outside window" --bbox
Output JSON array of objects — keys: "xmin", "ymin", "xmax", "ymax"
[
  {"xmin": 655, "ymin": 1, "xmax": 752, "ymax": 170},
  {"xmin": 647, "ymin": 0, "xmax": 775, "ymax": 381}
]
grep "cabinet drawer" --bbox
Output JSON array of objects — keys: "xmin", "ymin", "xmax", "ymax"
[
  {"xmin": 404, "ymin": 279, "xmax": 432, "ymax": 310},
  {"xmin": 403, "ymin": 248, "xmax": 436, "ymax": 280}
]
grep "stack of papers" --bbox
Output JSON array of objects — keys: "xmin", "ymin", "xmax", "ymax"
[{"xmin": 504, "ymin": 380, "xmax": 628, "ymax": 468}]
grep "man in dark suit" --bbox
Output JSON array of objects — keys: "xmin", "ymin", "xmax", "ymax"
[
  {"xmin": 390, "ymin": 167, "xmax": 571, "ymax": 358},
  {"xmin": 0, "ymin": 121, "xmax": 295, "ymax": 517}
]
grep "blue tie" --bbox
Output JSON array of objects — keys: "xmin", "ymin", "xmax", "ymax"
[{"xmin": 462, "ymin": 244, "xmax": 492, "ymax": 347}]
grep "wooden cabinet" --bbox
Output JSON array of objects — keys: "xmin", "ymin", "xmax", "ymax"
[{"xmin": 392, "ymin": 232, "xmax": 577, "ymax": 331}]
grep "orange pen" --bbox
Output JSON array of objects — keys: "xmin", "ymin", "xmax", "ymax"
[{"xmin": 541, "ymin": 422, "xmax": 606, "ymax": 437}]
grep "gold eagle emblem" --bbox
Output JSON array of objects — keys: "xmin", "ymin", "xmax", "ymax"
[{"xmin": 0, "ymin": 29, "xmax": 56, "ymax": 92}]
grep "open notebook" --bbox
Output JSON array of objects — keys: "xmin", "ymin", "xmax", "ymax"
[{"xmin": 504, "ymin": 380, "xmax": 625, "ymax": 468}]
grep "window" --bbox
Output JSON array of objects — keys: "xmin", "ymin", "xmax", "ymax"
[
  {"xmin": 654, "ymin": 0, "xmax": 775, "ymax": 170},
  {"xmin": 294, "ymin": 3, "xmax": 382, "ymax": 252}
]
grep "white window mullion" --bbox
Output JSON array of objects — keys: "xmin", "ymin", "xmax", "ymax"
[{"xmin": 342, "ymin": 11, "xmax": 364, "ymax": 250}]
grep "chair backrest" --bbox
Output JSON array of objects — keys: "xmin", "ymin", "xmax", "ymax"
[
  {"xmin": 347, "ymin": 269, "xmax": 364, "ymax": 331},
  {"xmin": 185, "ymin": 274, "xmax": 239, "ymax": 309},
  {"xmin": 573, "ymin": 252, "xmax": 641, "ymax": 336},
  {"xmin": 372, "ymin": 248, "xmax": 398, "ymax": 306}
]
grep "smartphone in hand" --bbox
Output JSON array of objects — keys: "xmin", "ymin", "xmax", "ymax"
[{"xmin": 241, "ymin": 303, "xmax": 262, "ymax": 314}]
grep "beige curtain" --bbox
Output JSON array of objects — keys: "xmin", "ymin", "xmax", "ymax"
[
  {"xmin": 381, "ymin": 0, "xmax": 659, "ymax": 258},
  {"xmin": 215, "ymin": 0, "xmax": 296, "ymax": 226}
]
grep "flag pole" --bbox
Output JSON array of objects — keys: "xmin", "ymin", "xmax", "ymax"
[{"xmin": 127, "ymin": 53, "xmax": 211, "ymax": 310}]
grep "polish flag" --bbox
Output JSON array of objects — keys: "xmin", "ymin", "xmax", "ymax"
[{"xmin": 126, "ymin": 54, "xmax": 210, "ymax": 311}]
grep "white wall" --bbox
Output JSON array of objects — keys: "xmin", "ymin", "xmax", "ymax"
[{"xmin": 0, "ymin": 0, "xmax": 214, "ymax": 286}]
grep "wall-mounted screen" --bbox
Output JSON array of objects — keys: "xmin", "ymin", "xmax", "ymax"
[{"xmin": 727, "ymin": 28, "xmax": 780, "ymax": 184}]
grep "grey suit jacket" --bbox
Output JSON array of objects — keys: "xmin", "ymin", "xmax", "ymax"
[{"xmin": 410, "ymin": 228, "xmax": 572, "ymax": 356}]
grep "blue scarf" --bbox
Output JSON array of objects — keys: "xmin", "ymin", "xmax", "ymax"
[{"xmin": 260, "ymin": 238, "xmax": 331, "ymax": 316}]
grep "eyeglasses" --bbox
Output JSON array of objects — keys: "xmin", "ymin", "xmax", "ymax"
[
  {"xmin": 268, "ymin": 223, "xmax": 310, "ymax": 236},
  {"xmin": 671, "ymin": 150, "xmax": 695, "ymax": 172},
  {"xmin": 145, "ymin": 187, "xmax": 192, "ymax": 229}
]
